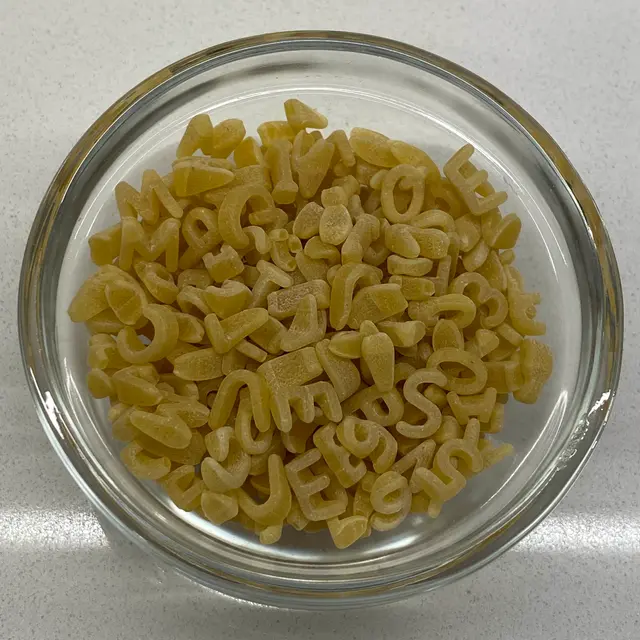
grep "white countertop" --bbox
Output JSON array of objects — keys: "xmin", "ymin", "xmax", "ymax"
[{"xmin": 1, "ymin": 0, "xmax": 638, "ymax": 637}]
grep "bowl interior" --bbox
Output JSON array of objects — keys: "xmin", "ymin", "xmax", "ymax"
[{"xmin": 50, "ymin": 43, "xmax": 585, "ymax": 583}]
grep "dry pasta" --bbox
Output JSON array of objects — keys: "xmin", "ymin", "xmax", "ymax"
[{"xmin": 69, "ymin": 99, "xmax": 553, "ymax": 549}]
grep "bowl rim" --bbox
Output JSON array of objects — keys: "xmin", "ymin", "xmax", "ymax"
[{"xmin": 18, "ymin": 30, "xmax": 624, "ymax": 608}]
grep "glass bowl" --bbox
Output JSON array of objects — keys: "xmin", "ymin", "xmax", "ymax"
[{"xmin": 19, "ymin": 31, "xmax": 623, "ymax": 609}]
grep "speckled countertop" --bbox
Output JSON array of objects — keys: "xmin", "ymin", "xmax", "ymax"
[{"xmin": 1, "ymin": 1, "xmax": 638, "ymax": 638}]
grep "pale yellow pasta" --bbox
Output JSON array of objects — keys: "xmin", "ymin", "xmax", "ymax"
[
  {"xmin": 209, "ymin": 370, "xmax": 271, "ymax": 432},
  {"xmin": 282, "ymin": 420, "xmax": 316, "ymax": 455},
  {"xmin": 286, "ymin": 497, "xmax": 310, "ymax": 530},
  {"xmin": 267, "ymin": 230, "xmax": 298, "ymax": 273},
  {"xmin": 236, "ymin": 454, "xmax": 292, "ymax": 526},
  {"xmin": 396, "ymin": 368, "xmax": 447, "ymax": 438},
  {"xmin": 304, "ymin": 235, "xmax": 341, "ymax": 264},
  {"xmin": 380, "ymin": 164, "xmax": 425, "ymax": 224},
  {"xmin": 141, "ymin": 431, "xmax": 208, "ymax": 467},
  {"xmin": 327, "ymin": 513, "xmax": 369, "ymax": 549},
  {"xmin": 257, "ymin": 120, "xmax": 295, "ymax": 146},
  {"xmin": 204, "ymin": 307, "xmax": 268, "ymax": 353},
  {"xmin": 506, "ymin": 266, "xmax": 546, "ymax": 336},
  {"xmin": 172, "ymin": 347, "xmax": 223, "ymax": 381},
  {"xmin": 318, "ymin": 203, "xmax": 353, "ymax": 246},
  {"xmin": 249, "ymin": 259, "xmax": 292, "ymax": 308},
  {"xmin": 388, "ymin": 139, "xmax": 439, "ymax": 178},
  {"xmin": 336, "ymin": 416, "xmax": 379, "ymax": 458},
  {"xmin": 292, "ymin": 202, "xmax": 324, "ymax": 239},
  {"xmin": 87, "ymin": 333, "xmax": 128, "ymax": 370},
  {"xmin": 159, "ymin": 397, "xmax": 209, "ymax": 428},
  {"xmin": 202, "ymin": 243, "xmax": 244, "ymax": 284},
  {"xmin": 233, "ymin": 390, "xmax": 273, "ymax": 455},
  {"xmin": 269, "ymin": 384, "xmax": 314, "ymax": 433},
  {"xmin": 267, "ymin": 279, "xmax": 330, "ymax": 318},
  {"xmin": 431, "ymin": 318, "xmax": 465, "ymax": 351},
  {"xmin": 265, "ymin": 139, "xmax": 298, "ymax": 205},
  {"xmin": 384, "ymin": 223, "xmax": 420, "ymax": 258},
  {"xmin": 115, "ymin": 181, "xmax": 155, "ymax": 222},
  {"xmin": 178, "ymin": 207, "xmax": 221, "ymax": 269},
  {"xmin": 233, "ymin": 136, "xmax": 264, "ymax": 168},
  {"xmin": 68, "ymin": 265, "xmax": 130, "ymax": 323},
  {"xmin": 455, "ymin": 214, "xmax": 482, "ymax": 252},
  {"xmin": 177, "ymin": 114, "xmax": 214, "ymax": 157},
  {"xmin": 201, "ymin": 490, "xmax": 239, "ymax": 525},
  {"xmin": 410, "ymin": 419, "xmax": 484, "ymax": 517},
  {"xmin": 343, "ymin": 386, "xmax": 405, "ymax": 427},
  {"xmin": 129, "ymin": 407, "xmax": 191, "ymax": 449},
  {"xmin": 292, "ymin": 130, "xmax": 318, "ymax": 171},
  {"xmin": 203, "ymin": 280, "xmax": 250, "ymax": 318},
  {"xmin": 284, "ymin": 99, "xmax": 328, "ymax": 131},
  {"xmin": 248, "ymin": 206, "xmax": 288, "ymax": 232},
  {"xmin": 370, "ymin": 471, "xmax": 411, "ymax": 517},
  {"xmin": 285, "ymin": 448, "xmax": 347, "ymax": 521},
  {"xmin": 347, "ymin": 283, "xmax": 407, "ymax": 329},
  {"xmin": 411, "ymin": 227, "xmax": 450, "ymax": 260},
  {"xmin": 86, "ymin": 368, "xmax": 115, "ymax": 399},
  {"xmin": 327, "ymin": 129, "xmax": 356, "ymax": 170},
  {"xmin": 89, "ymin": 224, "xmax": 122, "ymax": 266},
  {"xmin": 142, "ymin": 169, "xmax": 183, "ymax": 219},
  {"xmin": 201, "ymin": 430, "xmax": 250, "ymax": 492},
  {"xmin": 120, "ymin": 441, "xmax": 171, "ymax": 480},
  {"xmin": 327, "ymin": 331, "xmax": 361, "ymax": 359},
  {"xmin": 443, "ymin": 145, "xmax": 507, "ymax": 216},
  {"xmin": 387, "ymin": 255, "xmax": 433, "ymax": 277},
  {"xmin": 110, "ymin": 364, "xmax": 161, "ymax": 406},
  {"xmin": 388, "ymin": 274, "xmax": 435, "ymax": 301},
  {"xmin": 116, "ymin": 304, "xmax": 179, "ymax": 364},
  {"xmin": 485, "ymin": 359, "xmax": 523, "ymax": 394},
  {"xmin": 329, "ymin": 263, "xmax": 382, "ymax": 330},
  {"xmin": 447, "ymin": 387, "xmax": 497, "ymax": 425},
  {"xmin": 295, "ymin": 137, "xmax": 335, "ymax": 199},
  {"xmin": 315, "ymin": 339, "xmax": 361, "ymax": 401},
  {"xmin": 172, "ymin": 157, "xmax": 235, "ymax": 197},
  {"xmin": 161, "ymin": 465, "xmax": 204, "ymax": 512},
  {"xmin": 135, "ymin": 261, "xmax": 178, "ymax": 304},
  {"xmin": 408, "ymin": 293, "xmax": 476, "ymax": 332},
  {"xmin": 69, "ymin": 100, "xmax": 553, "ymax": 549},
  {"xmin": 295, "ymin": 251, "xmax": 329, "ymax": 282},
  {"xmin": 274, "ymin": 381, "xmax": 341, "ymax": 434},
  {"xmin": 427, "ymin": 348, "xmax": 488, "ymax": 395},
  {"xmin": 349, "ymin": 128, "xmax": 397, "ymax": 168},
  {"xmin": 336, "ymin": 416, "xmax": 397, "ymax": 473},
  {"xmin": 413, "ymin": 209, "xmax": 456, "ymax": 233},
  {"xmin": 247, "ymin": 316, "xmax": 285, "ymax": 355},
  {"xmin": 376, "ymin": 320, "xmax": 426, "ymax": 349},
  {"xmin": 246, "ymin": 431, "xmax": 284, "ymax": 476},
  {"xmin": 208, "ymin": 118, "xmax": 246, "ymax": 158},
  {"xmin": 234, "ymin": 339, "xmax": 268, "ymax": 363},
  {"xmin": 218, "ymin": 183, "xmax": 274, "ymax": 250},
  {"xmin": 221, "ymin": 348, "xmax": 248, "ymax": 374},
  {"xmin": 342, "ymin": 213, "xmax": 380, "ymax": 264},
  {"xmin": 313, "ymin": 422, "xmax": 366, "ymax": 489},
  {"xmin": 513, "ymin": 338, "xmax": 553, "ymax": 404},
  {"xmin": 105, "ymin": 277, "xmax": 146, "ymax": 326},
  {"xmin": 391, "ymin": 439, "xmax": 436, "ymax": 480},
  {"xmin": 360, "ymin": 330, "xmax": 395, "ymax": 392},
  {"xmin": 280, "ymin": 294, "xmax": 323, "ymax": 352},
  {"xmin": 479, "ymin": 439, "xmax": 514, "ymax": 468}
]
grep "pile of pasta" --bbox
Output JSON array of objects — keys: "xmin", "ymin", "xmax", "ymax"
[{"xmin": 68, "ymin": 99, "xmax": 553, "ymax": 549}]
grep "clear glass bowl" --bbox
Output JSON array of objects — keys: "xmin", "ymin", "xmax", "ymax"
[{"xmin": 19, "ymin": 31, "xmax": 623, "ymax": 609}]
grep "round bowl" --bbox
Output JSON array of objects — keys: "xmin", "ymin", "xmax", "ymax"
[{"xmin": 19, "ymin": 31, "xmax": 623, "ymax": 609}]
